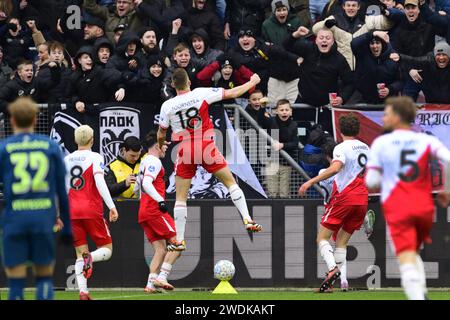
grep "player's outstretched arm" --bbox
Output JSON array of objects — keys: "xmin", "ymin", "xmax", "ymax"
[
  {"xmin": 298, "ymin": 161, "xmax": 343, "ymax": 196},
  {"xmin": 223, "ymin": 73, "xmax": 261, "ymax": 100}
]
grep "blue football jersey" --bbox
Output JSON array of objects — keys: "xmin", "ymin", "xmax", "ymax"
[{"xmin": 0, "ymin": 133, "xmax": 70, "ymax": 227}]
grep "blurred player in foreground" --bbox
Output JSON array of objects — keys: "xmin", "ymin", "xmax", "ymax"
[
  {"xmin": 366, "ymin": 97, "xmax": 450, "ymax": 300},
  {"xmin": 299, "ymin": 114, "xmax": 369, "ymax": 293},
  {"xmin": 64, "ymin": 125, "xmax": 119, "ymax": 300},
  {"xmin": 157, "ymin": 68, "xmax": 262, "ymax": 252},
  {"xmin": 134, "ymin": 131, "xmax": 181, "ymax": 293},
  {"xmin": 0, "ymin": 97, "xmax": 71, "ymax": 300},
  {"xmin": 318, "ymin": 141, "xmax": 375, "ymax": 292}
]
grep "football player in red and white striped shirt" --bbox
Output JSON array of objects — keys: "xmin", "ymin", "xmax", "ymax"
[
  {"xmin": 299, "ymin": 114, "xmax": 369, "ymax": 292},
  {"xmin": 366, "ymin": 97, "xmax": 450, "ymax": 300},
  {"xmin": 64, "ymin": 125, "xmax": 119, "ymax": 300},
  {"xmin": 134, "ymin": 131, "xmax": 181, "ymax": 293},
  {"xmin": 157, "ymin": 68, "xmax": 262, "ymax": 252}
]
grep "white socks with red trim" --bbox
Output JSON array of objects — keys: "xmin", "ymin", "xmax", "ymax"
[
  {"xmin": 157, "ymin": 262, "xmax": 173, "ymax": 282},
  {"xmin": 229, "ymin": 184, "xmax": 251, "ymax": 222}
]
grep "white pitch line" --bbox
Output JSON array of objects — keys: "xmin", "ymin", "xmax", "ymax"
[{"xmin": 95, "ymin": 294, "xmax": 168, "ymax": 300}]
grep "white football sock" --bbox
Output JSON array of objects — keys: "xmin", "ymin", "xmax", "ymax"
[
  {"xmin": 334, "ymin": 248, "xmax": 347, "ymax": 282},
  {"xmin": 147, "ymin": 273, "xmax": 158, "ymax": 288},
  {"xmin": 158, "ymin": 263, "xmax": 173, "ymax": 281},
  {"xmin": 400, "ymin": 263, "xmax": 425, "ymax": 300},
  {"xmin": 75, "ymin": 258, "xmax": 88, "ymax": 294},
  {"xmin": 319, "ymin": 240, "xmax": 336, "ymax": 272},
  {"xmin": 174, "ymin": 201, "xmax": 187, "ymax": 242},
  {"xmin": 91, "ymin": 247, "xmax": 112, "ymax": 262},
  {"xmin": 415, "ymin": 255, "xmax": 428, "ymax": 294},
  {"xmin": 229, "ymin": 184, "xmax": 251, "ymax": 221}
]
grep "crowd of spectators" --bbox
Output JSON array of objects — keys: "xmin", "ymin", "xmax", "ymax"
[{"xmin": 0, "ymin": 0, "xmax": 449, "ymax": 197}]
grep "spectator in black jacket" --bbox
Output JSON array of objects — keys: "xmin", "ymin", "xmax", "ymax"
[
  {"xmin": 388, "ymin": 0, "xmax": 447, "ymax": 100},
  {"xmin": 229, "ymin": 27, "xmax": 302, "ymax": 96},
  {"xmin": 35, "ymin": 41, "xmax": 73, "ymax": 104},
  {"xmin": 106, "ymin": 30, "xmax": 142, "ymax": 73},
  {"xmin": 284, "ymin": 26, "xmax": 354, "ymax": 133},
  {"xmin": 224, "ymin": 0, "xmax": 269, "ymax": 47},
  {"xmin": 390, "ymin": 41, "xmax": 450, "ymax": 103},
  {"xmin": 94, "ymin": 37, "xmax": 114, "ymax": 67},
  {"xmin": 0, "ymin": 17, "xmax": 33, "ymax": 69},
  {"xmin": 105, "ymin": 136, "xmax": 142, "ymax": 199},
  {"xmin": 186, "ymin": 0, "xmax": 225, "ymax": 51},
  {"xmin": 258, "ymin": 99, "xmax": 299, "ymax": 198},
  {"xmin": 137, "ymin": 27, "xmax": 167, "ymax": 67},
  {"xmin": 161, "ymin": 42, "xmax": 205, "ymax": 100},
  {"xmin": 351, "ymin": 30, "xmax": 403, "ymax": 103},
  {"xmin": 123, "ymin": 53, "xmax": 165, "ymax": 108},
  {"xmin": 0, "ymin": 59, "xmax": 58, "ymax": 112},
  {"xmin": 66, "ymin": 46, "xmax": 126, "ymax": 113},
  {"xmin": 245, "ymin": 90, "xmax": 266, "ymax": 122}
]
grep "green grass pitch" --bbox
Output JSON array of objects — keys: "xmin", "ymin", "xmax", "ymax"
[{"xmin": 2, "ymin": 289, "xmax": 449, "ymax": 300}]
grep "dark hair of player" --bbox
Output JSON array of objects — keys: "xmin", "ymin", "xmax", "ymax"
[
  {"xmin": 122, "ymin": 136, "xmax": 141, "ymax": 152},
  {"xmin": 385, "ymin": 96, "xmax": 417, "ymax": 124},
  {"xmin": 276, "ymin": 99, "xmax": 291, "ymax": 109},
  {"xmin": 172, "ymin": 68, "xmax": 189, "ymax": 90},
  {"xmin": 8, "ymin": 97, "xmax": 39, "ymax": 128},
  {"xmin": 339, "ymin": 113, "xmax": 360, "ymax": 137},
  {"xmin": 143, "ymin": 130, "xmax": 158, "ymax": 149}
]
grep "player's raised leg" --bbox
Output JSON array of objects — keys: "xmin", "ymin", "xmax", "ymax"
[
  {"xmin": 154, "ymin": 246, "xmax": 182, "ymax": 290},
  {"xmin": 74, "ymin": 244, "xmax": 92, "ymax": 300},
  {"xmin": 213, "ymin": 166, "xmax": 262, "ymax": 232}
]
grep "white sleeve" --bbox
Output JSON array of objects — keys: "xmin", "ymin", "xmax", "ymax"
[
  {"xmin": 141, "ymin": 158, "xmax": 164, "ymax": 203},
  {"xmin": 365, "ymin": 138, "xmax": 382, "ymax": 189},
  {"xmin": 200, "ymin": 87, "xmax": 225, "ymax": 105},
  {"xmin": 430, "ymin": 136, "xmax": 450, "ymax": 163},
  {"xmin": 159, "ymin": 103, "xmax": 170, "ymax": 129},
  {"xmin": 93, "ymin": 154, "xmax": 115, "ymax": 209},
  {"xmin": 332, "ymin": 144, "xmax": 346, "ymax": 165}
]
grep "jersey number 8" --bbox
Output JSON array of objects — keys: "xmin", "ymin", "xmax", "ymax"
[{"xmin": 70, "ymin": 165, "xmax": 85, "ymax": 190}]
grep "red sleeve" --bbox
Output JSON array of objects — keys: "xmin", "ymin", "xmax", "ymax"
[
  {"xmin": 234, "ymin": 65, "xmax": 253, "ymax": 85},
  {"xmin": 196, "ymin": 61, "xmax": 220, "ymax": 85}
]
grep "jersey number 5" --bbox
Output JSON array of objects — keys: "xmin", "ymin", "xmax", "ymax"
[
  {"xmin": 399, "ymin": 150, "xmax": 419, "ymax": 182},
  {"xmin": 11, "ymin": 151, "xmax": 49, "ymax": 194}
]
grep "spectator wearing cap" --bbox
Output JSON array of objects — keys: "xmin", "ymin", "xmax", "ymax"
[
  {"xmin": 166, "ymin": 25, "xmax": 222, "ymax": 67},
  {"xmin": 136, "ymin": 27, "xmax": 165, "ymax": 65},
  {"xmin": 263, "ymin": 0, "xmax": 302, "ymax": 46},
  {"xmin": 185, "ymin": 0, "xmax": 225, "ymax": 51},
  {"xmin": 122, "ymin": 53, "xmax": 165, "ymax": 107},
  {"xmin": 83, "ymin": 14, "xmax": 107, "ymax": 45},
  {"xmin": 83, "ymin": 0, "xmax": 144, "ymax": 43},
  {"xmin": 106, "ymin": 30, "xmax": 143, "ymax": 73},
  {"xmin": 105, "ymin": 136, "xmax": 143, "ymax": 200},
  {"xmin": 0, "ymin": 45, "xmax": 12, "ymax": 87},
  {"xmin": 0, "ymin": 17, "xmax": 34, "ymax": 69},
  {"xmin": 94, "ymin": 37, "xmax": 114, "ymax": 67},
  {"xmin": 224, "ymin": 0, "xmax": 269, "ymax": 48},
  {"xmin": 350, "ymin": 31, "xmax": 403, "ymax": 103},
  {"xmin": 418, "ymin": 1, "xmax": 450, "ymax": 57},
  {"xmin": 312, "ymin": 0, "xmax": 394, "ymax": 71},
  {"xmin": 284, "ymin": 26, "xmax": 354, "ymax": 133},
  {"xmin": 230, "ymin": 26, "xmax": 302, "ymax": 102},
  {"xmin": 390, "ymin": 41, "xmax": 450, "ymax": 103},
  {"xmin": 196, "ymin": 52, "xmax": 254, "ymax": 101},
  {"xmin": 387, "ymin": 0, "xmax": 447, "ymax": 101},
  {"xmin": 113, "ymin": 23, "xmax": 127, "ymax": 46},
  {"xmin": 65, "ymin": 46, "xmax": 126, "ymax": 112}
]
